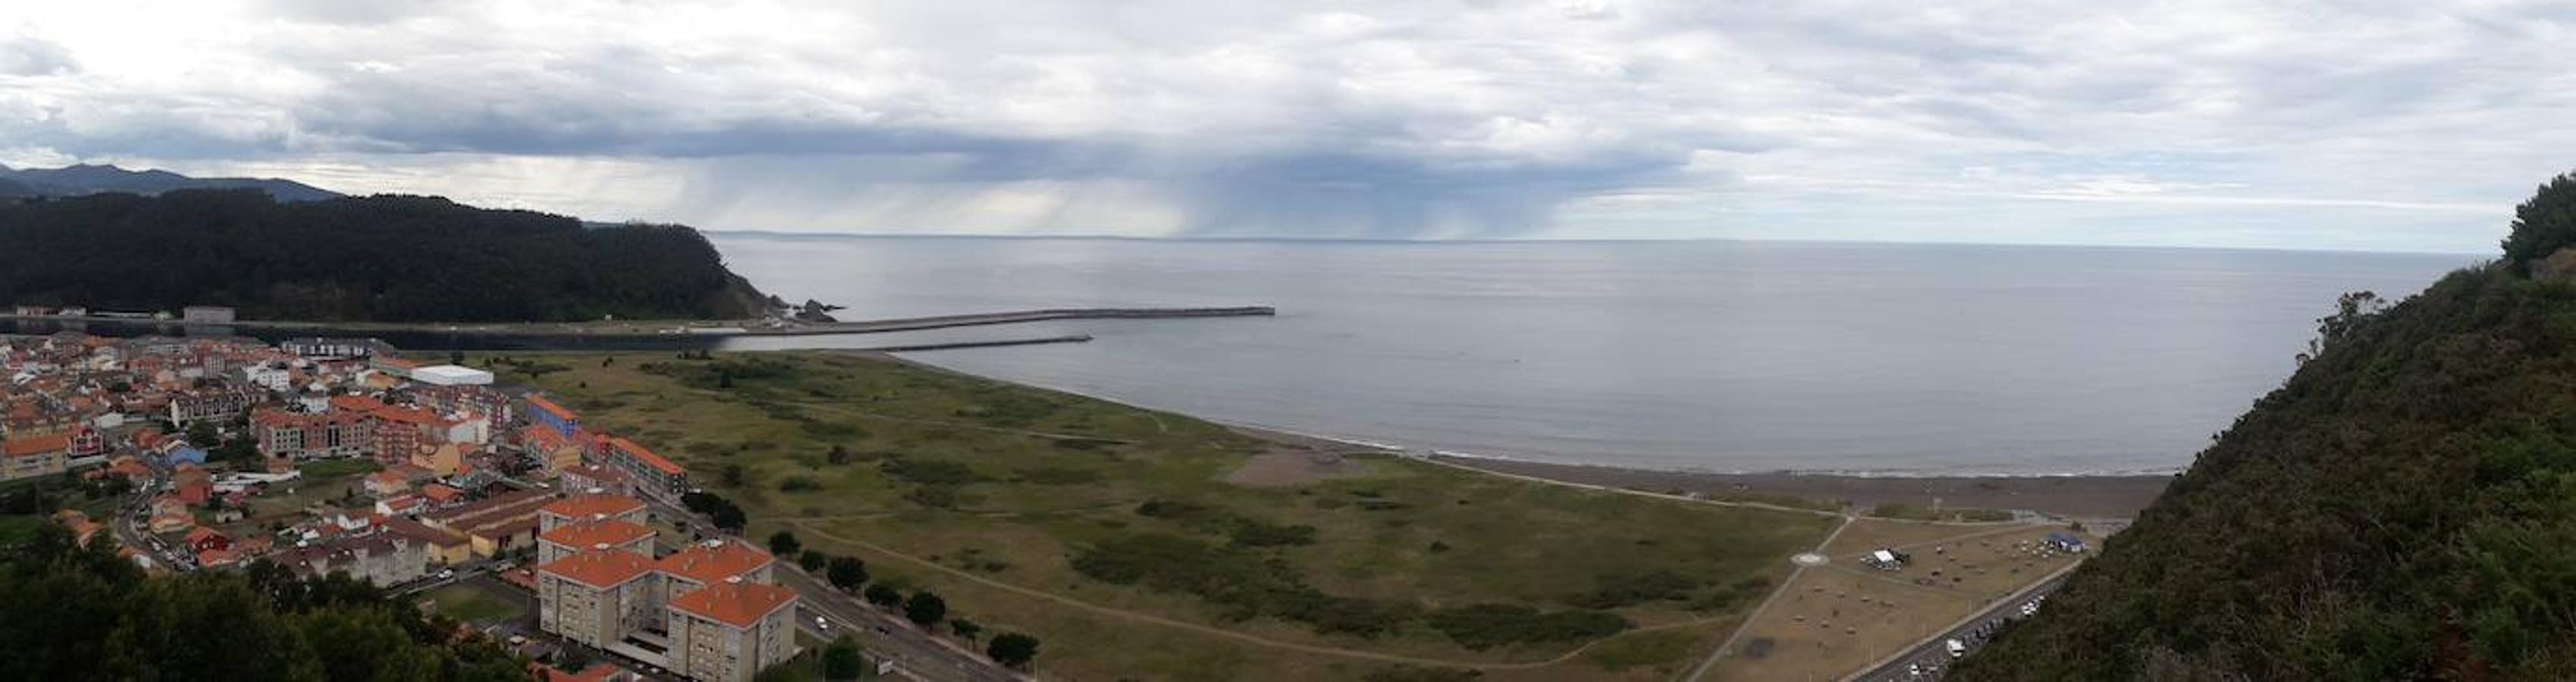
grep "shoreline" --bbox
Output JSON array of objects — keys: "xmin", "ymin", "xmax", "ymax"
[
  {"xmin": 0, "ymin": 305, "xmax": 1273, "ymax": 339},
  {"xmin": 852, "ymin": 350, "xmax": 2180, "ymax": 521},
  {"xmin": 1214, "ymin": 421, "xmax": 2175, "ymax": 521}
]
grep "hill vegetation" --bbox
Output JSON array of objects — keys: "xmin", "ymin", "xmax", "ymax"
[
  {"xmin": 0, "ymin": 189, "xmax": 768, "ymax": 322},
  {"xmin": 0, "ymin": 163, "xmax": 339, "ymax": 202},
  {"xmin": 0, "ymin": 525, "xmax": 533, "ymax": 682},
  {"xmin": 1953, "ymin": 174, "xmax": 2576, "ymax": 680}
]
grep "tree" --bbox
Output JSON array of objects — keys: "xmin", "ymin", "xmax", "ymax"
[
  {"xmin": 555, "ymin": 646, "xmax": 594, "ymax": 673},
  {"xmin": 187, "ymin": 420, "xmax": 219, "ymax": 447},
  {"xmin": 2501, "ymin": 171, "xmax": 2576, "ymax": 271},
  {"xmin": 710, "ymin": 504, "xmax": 746, "ymax": 533},
  {"xmin": 448, "ymin": 349, "xmax": 465, "ymax": 364},
  {"xmin": 820, "ymin": 635, "xmax": 864, "ymax": 681},
  {"xmin": 827, "ymin": 444, "xmax": 851, "ymax": 465},
  {"xmin": 987, "ymin": 633, "xmax": 1040, "ymax": 669},
  {"xmin": 798, "ymin": 549, "xmax": 827, "ymax": 572},
  {"xmin": 864, "ymin": 584, "xmax": 902, "ymax": 608},
  {"xmin": 950, "ymin": 618, "xmax": 983, "ymax": 641},
  {"xmin": 767, "ymin": 530, "xmax": 801, "ymax": 556},
  {"xmin": 904, "ymin": 591, "xmax": 947, "ymax": 626},
  {"xmin": 827, "ymin": 556, "xmax": 868, "ymax": 591},
  {"xmin": 721, "ymin": 463, "xmax": 745, "ymax": 487}
]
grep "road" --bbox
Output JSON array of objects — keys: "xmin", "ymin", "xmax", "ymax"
[
  {"xmin": 639, "ymin": 495, "xmax": 1024, "ymax": 682},
  {"xmin": 1847, "ymin": 568, "xmax": 2076, "ymax": 682}
]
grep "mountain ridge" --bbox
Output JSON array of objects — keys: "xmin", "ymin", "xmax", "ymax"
[{"xmin": 0, "ymin": 163, "xmax": 340, "ymax": 202}]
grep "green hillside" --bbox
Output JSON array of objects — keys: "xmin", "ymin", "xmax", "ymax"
[
  {"xmin": 1954, "ymin": 174, "xmax": 2576, "ymax": 680},
  {"xmin": 0, "ymin": 189, "xmax": 768, "ymax": 323}
]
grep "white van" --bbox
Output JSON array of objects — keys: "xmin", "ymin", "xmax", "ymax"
[{"xmin": 1946, "ymin": 638, "xmax": 1968, "ymax": 658}]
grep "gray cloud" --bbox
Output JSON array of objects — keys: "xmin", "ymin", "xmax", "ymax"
[{"xmin": 2, "ymin": 2, "xmax": 2572, "ymax": 249}]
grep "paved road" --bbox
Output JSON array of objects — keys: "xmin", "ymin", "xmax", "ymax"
[
  {"xmin": 1848, "ymin": 571, "xmax": 2074, "ymax": 682},
  {"xmin": 640, "ymin": 496, "xmax": 1024, "ymax": 682}
]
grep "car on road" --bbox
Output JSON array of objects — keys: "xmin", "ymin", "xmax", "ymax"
[
  {"xmin": 437, "ymin": 568, "xmax": 454, "ymax": 580},
  {"xmin": 1946, "ymin": 638, "xmax": 1968, "ymax": 658}
]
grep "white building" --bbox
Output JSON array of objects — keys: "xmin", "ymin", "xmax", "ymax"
[{"xmin": 410, "ymin": 365, "xmax": 494, "ymax": 386}]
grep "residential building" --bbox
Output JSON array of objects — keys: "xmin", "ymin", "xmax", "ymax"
[
  {"xmin": 169, "ymin": 387, "xmax": 262, "ymax": 426},
  {"xmin": 280, "ymin": 337, "xmax": 385, "ymax": 359},
  {"xmin": 251, "ymin": 407, "xmax": 375, "ymax": 460},
  {"xmin": 664, "ymin": 579, "xmax": 800, "ymax": 682},
  {"xmin": 419, "ymin": 488, "xmax": 560, "ymax": 557},
  {"xmin": 654, "ymin": 539, "xmax": 776, "ymax": 621},
  {"xmin": 278, "ymin": 534, "xmax": 425, "ymax": 587},
  {"xmin": 380, "ymin": 517, "xmax": 474, "ymax": 566},
  {"xmin": 538, "ymin": 493, "xmax": 649, "ymax": 532},
  {"xmin": 527, "ymin": 394, "xmax": 581, "ymax": 438},
  {"xmin": 2, "ymin": 433, "xmax": 71, "ymax": 481},
  {"xmin": 535, "ymin": 549, "xmax": 662, "ymax": 649},
  {"xmin": 537, "ymin": 518, "xmax": 657, "ymax": 564},
  {"xmin": 411, "ymin": 365, "xmax": 494, "ymax": 386},
  {"xmin": 605, "ymin": 437, "xmax": 689, "ymax": 501}
]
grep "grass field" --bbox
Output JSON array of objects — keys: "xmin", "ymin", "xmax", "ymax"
[
  {"xmin": 481, "ymin": 350, "xmax": 1846, "ymax": 681},
  {"xmin": 424, "ymin": 584, "xmax": 525, "ymax": 625}
]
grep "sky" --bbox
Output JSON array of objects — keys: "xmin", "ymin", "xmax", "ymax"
[{"xmin": 3, "ymin": 2, "xmax": 2573, "ymax": 252}]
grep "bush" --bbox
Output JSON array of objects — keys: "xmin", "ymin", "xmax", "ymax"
[
  {"xmin": 1424, "ymin": 603, "xmax": 1628, "ymax": 649},
  {"xmin": 1570, "ymin": 569, "xmax": 1701, "ymax": 609},
  {"xmin": 987, "ymin": 632, "xmax": 1040, "ymax": 669},
  {"xmin": 883, "ymin": 457, "xmax": 984, "ymax": 486}
]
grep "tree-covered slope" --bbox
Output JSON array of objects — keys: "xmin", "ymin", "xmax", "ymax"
[
  {"xmin": 0, "ymin": 189, "xmax": 769, "ymax": 322},
  {"xmin": 1954, "ymin": 176, "xmax": 2576, "ymax": 680},
  {"xmin": 0, "ymin": 526, "xmax": 534, "ymax": 682}
]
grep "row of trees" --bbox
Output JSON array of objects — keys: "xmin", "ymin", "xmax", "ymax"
[{"xmin": 765, "ymin": 529, "xmax": 1043, "ymax": 671}]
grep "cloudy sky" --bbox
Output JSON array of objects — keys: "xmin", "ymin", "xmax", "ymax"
[{"xmin": 4, "ymin": 1, "xmax": 2572, "ymax": 252}]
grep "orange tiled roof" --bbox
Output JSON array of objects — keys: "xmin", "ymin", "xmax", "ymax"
[
  {"xmin": 538, "ymin": 519, "xmax": 654, "ymax": 549},
  {"xmin": 667, "ymin": 579, "xmax": 796, "ymax": 629},
  {"xmin": 541, "ymin": 493, "xmax": 644, "ymax": 520},
  {"xmin": 3, "ymin": 433, "xmax": 72, "ymax": 458},
  {"xmin": 655, "ymin": 539, "xmax": 772, "ymax": 586},
  {"xmin": 608, "ymin": 437, "xmax": 683, "ymax": 474},
  {"xmin": 329, "ymin": 395, "xmax": 387, "ymax": 413},
  {"xmin": 535, "ymin": 548, "xmax": 656, "ymax": 587},
  {"xmin": 527, "ymin": 395, "xmax": 579, "ymax": 422}
]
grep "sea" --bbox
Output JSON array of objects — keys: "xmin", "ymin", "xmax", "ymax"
[{"xmin": 705, "ymin": 234, "xmax": 2473, "ymax": 477}]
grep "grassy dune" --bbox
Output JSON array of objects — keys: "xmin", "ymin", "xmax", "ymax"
[{"xmin": 491, "ymin": 351, "xmax": 1840, "ymax": 680}]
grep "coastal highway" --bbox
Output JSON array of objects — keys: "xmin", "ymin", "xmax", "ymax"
[
  {"xmin": 1848, "ymin": 565, "xmax": 2079, "ymax": 681},
  {"xmin": 638, "ymin": 495, "xmax": 1024, "ymax": 682}
]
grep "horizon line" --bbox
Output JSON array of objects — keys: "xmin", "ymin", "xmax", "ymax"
[{"xmin": 693, "ymin": 229, "xmax": 2490, "ymax": 258}]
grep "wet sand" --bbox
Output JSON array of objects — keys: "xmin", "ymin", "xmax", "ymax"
[
  {"xmin": 1432, "ymin": 455, "xmax": 2173, "ymax": 520},
  {"xmin": 1222, "ymin": 423, "xmax": 2173, "ymax": 520}
]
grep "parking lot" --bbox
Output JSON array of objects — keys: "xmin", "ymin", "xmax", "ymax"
[{"xmin": 1705, "ymin": 523, "xmax": 2091, "ymax": 681}]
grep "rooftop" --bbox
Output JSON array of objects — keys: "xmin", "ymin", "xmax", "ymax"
[
  {"xmin": 537, "ymin": 548, "xmax": 656, "ymax": 588},
  {"xmin": 607, "ymin": 437, "xmax": 684, "ymax": 475},
  {"xmin": 526, "ymin": 394, "xmax": 579, "ymax": 422},
  {"xmin": 3, "ymin": 433, "xmax": 71, "ymax": 458},
  {"xmin": 538, "ymin": 518, "xmax": 654, "ymax": 549},
  {"xmin": 656, "ymin": 538, "xmax": 773, "ymax": 586},
  {"xmin": 667, "ymin": 579, "xmax": 798, "ymax": 629},
  {"xmin": 541, "ymin": 493, "xmax": 645, "ymax": 521}
]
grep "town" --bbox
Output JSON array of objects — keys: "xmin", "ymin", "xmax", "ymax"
[{"xmin": 1, "ymin": 330, "xmax": 1012, "ymax": 682}]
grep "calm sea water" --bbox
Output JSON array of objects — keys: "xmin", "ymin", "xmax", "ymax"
[{"xmin": 710, "ymin": 235, "xmax": 2471, "ymax": 475}]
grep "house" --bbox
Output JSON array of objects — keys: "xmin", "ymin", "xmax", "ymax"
[
  {"xmin": 148, "ymin": 511, "xmax": 193, "ymax": 534},
  {"xmin": 167, "ymin": 447, "xmax": 209, "ymax": 466},
  {"xmin": 419, "ymin": 483, "xmax": 466, "ymax": 508},
  {"xmin": 173, "ymin": 479, "xmax": 213, "ymax": 506},
  {"xmin": 380, "ymin": 516, "xmax": 474, "ymax": 566},
  {"xmin": 557, "ymin": 464, "xmax": 634, "ymax": 497},
  {"xmin": 541, "ymin": 662, "xmax": 637, "ymax": 682},
  {"xmin": 278, "ymin": 534, "xmax": 426, "ymax": 587},
  {"xmin": 196, "ymin": 547, "xmax": 242, "ymax": 568},
  {"xmin": 2, "ymin": 432, "xmax": 73, "ymax": 481},
  {"xmin": 376, "ymin": 493, "xmax": 428, "ymax": 517},
  {"xmin": 366, "ymin": 471, "xmax": 412, "ymax": 497},
  {"xmin": 2044, "ymin": 532, "xmax": 2088, "ymax": 553},
  {"xmin": 186, "ymin": 526, "xmax": 231, "ymax": 553},
  {"xmin": 665, "ymin": 579, "xmax": 801, "ymax": 682},
  {"xmin": 537, "ymin": 494, "xmax": 648, "ymax": 532}
]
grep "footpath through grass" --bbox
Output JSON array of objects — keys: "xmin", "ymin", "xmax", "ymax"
[{"xmin": 493, "ymin": 351, "xmax": 1840, "ymax": 681}]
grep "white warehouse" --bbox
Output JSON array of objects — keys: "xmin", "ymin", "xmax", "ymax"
[{"xmin": 409, "ymin": 364, "xmax": 495, "ymax": 386}]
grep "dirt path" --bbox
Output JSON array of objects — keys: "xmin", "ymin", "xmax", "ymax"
[
  {"xmin": 1686, "ymin": 514, "xmax": 1858, "ymax": 681},
  {"xmin": 789, "ymin": 521, "xmax": 1726, "ymax": 671}
]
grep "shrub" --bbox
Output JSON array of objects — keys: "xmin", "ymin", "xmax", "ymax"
[{"xmin": 1425, "ymin": 603, "xmax": 1628, "ymax": 649}]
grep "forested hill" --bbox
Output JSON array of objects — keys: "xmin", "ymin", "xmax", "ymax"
[
  {"xmin": 1954, "ymin": 174, "xmax": 2576, "ymax": 680},
  {"xmin": 0, "ymin": 189, "xmax": 771, "ymax": 323}
]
